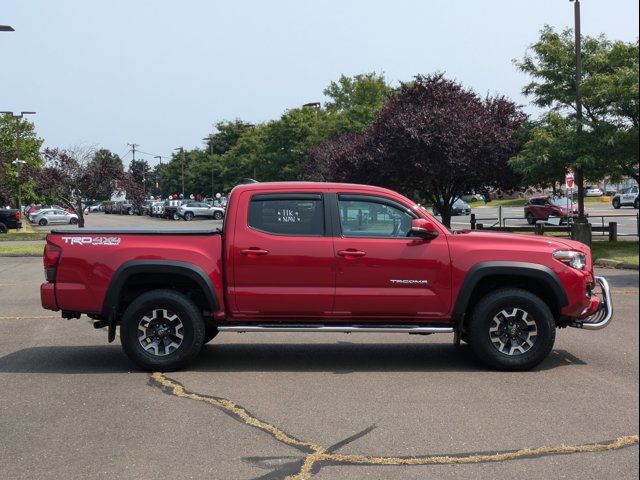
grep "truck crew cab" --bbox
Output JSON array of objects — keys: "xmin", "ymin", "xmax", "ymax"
[{"xmin": 40, "ymin": 182, "xmax": 612, "ymax": 371}]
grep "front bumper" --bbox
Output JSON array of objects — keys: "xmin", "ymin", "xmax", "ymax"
[{"xmin": 569, "ymin": 276, "xmax": 613, "ymax": 330}]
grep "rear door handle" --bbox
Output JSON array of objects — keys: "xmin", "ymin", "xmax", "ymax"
[
  {"xmin": 241, "ymin": 248, "xmax": 269, "ymax": 257},
  {"xmin": 337, "ymin": 249, "xmax": 366, "ymax": 258}
]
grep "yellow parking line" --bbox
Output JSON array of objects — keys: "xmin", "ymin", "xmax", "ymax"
[
  {"xmin": 0, "ymin": 315, "xmax": 59, "ymax": 320},
  {"xmin": 611, "ymin": 290, "xmax": 639, "ymax": 295},
  {"xmin": 151, "ymin": 373, "xmax": 638, "ymax": 480}
]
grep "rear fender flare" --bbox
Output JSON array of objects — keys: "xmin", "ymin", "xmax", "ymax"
[{"xmin": 101, "ymin": 260, "xmax": 219, "ymax": 318}]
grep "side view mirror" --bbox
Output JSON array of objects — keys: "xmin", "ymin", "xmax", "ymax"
[{"xmin": 410, "ymin": 218, "xmax": 439, "ymax": 239}]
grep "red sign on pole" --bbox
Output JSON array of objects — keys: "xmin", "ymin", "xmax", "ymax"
[{"xmin": 566, "ymin": 172, "xmax": 575, "ymax": 189}]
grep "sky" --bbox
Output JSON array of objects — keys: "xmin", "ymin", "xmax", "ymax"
[{"xmin": 1, "ymin": 0, "xmax": 638, "ymax": 166}]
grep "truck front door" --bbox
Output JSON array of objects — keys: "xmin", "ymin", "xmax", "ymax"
[
  {"xmin": 332, "ymin": 194, "xmax": 451, "ymax": 319},
  {"xmin": 231, "ymin": 192, "xmax": 335, "ymax": 317}
]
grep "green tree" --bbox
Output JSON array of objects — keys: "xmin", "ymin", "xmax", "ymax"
[
  {"xmin": 514, "ymin": 26, "xmax": 639, "ymax": 184},
  {"xmin": 86, "ymin": 149, "xmax": 124, "ymax": 200},
  {"xmin": 0, "ymin": 114, "xmax": 44, "ymax": 206},
  {"xmin": 323, "ymin": 72, "xmax": 393, "ymax": 132}
]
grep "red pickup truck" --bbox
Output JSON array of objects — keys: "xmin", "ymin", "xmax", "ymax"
[{"xmin": 40, "ymin": 182, "xmax": 612, "ymax": 371}]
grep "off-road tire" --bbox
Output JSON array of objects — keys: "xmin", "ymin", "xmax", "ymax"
[
  {"xmin": 120, "ymin": 289, "xmax": 205, "ymax": 371},
  {"xmin": 172, "ymin": 212, "xmax": 180, "ymax": 221},
  {"xmin": 612, "ymin": 198, "xmax": 621, "ymax": 209},
  {"xmin": 0, "ymin": 222, "xmax": 7, "ymax": 234},
  {"xmin": 468, "ymin": 288, "xmax": 556, "ymax": 371}
]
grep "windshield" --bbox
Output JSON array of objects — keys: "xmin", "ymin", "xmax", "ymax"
[{"xmin": 550, "ymin": 198, "xmax": 574, "ymax": 207}]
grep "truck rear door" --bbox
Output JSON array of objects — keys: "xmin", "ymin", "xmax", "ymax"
[{"xmin": 230, "ymin": 192, "xmax": 335, "ymax": 317}]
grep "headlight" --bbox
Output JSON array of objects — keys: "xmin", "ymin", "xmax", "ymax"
[{"xmin": 553, "ymin": 250, "xmax": 587, "ymax": 270}]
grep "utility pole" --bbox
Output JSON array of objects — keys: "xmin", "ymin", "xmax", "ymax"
[
  {"xmin": 127, "ymin": 143, "xmax": 139, "ymax": 162},
  {"xmin": 1, "ymin": 111, "xmax": 36, "ymax": 226}
]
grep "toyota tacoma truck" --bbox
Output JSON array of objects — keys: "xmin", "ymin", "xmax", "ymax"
[{"xmin": 40, "ymin": 182, "xmax": 613, "ymax": 371}]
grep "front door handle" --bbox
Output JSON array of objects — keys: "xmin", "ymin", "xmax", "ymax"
[
  {"xmin": 241, "ymin": 248, "xmax": 269, "ymax": 257},
  {"xmin": 337, "ymin": 249, "xmax": 366, "ymax": 259}
]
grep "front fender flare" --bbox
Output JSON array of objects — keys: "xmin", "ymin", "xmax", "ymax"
[{"xmin": 451, "ymin": 261, "xmax": 568, "ymax": 328}]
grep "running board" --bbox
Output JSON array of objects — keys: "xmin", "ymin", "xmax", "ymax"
[{"xmin": 217, "ymin": 324, "xmax": 454, "ymax": 334}]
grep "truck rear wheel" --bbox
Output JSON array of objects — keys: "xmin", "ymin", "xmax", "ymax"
[
  {"xmin": 120, "ymin": 289, "xmax": 205, "ymax": 371},
  {"xmin": 468, "ymin": 288, "xmax": 555, "ymax": 371}
]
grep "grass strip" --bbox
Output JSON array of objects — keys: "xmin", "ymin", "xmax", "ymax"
[{"xmin": 0, "ymin": 243, "xmax": 44, "ymax": 257}]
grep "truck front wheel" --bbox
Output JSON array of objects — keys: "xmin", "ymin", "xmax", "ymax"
[
  {"xmin": 203, "ymin": 326, "xmax": 218, "ymax": 344},
  {"xmin": 120, "ymin": 289, "xmax": 205, "ymax": 371},
  {"xmin": 468, "ymin": 288, "xmax": 555, "ymax": 371}
]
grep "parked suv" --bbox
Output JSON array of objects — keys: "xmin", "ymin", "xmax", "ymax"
[
  {"xmin": 612, "ymin": 186, "xmax": 639, "ymax": 209},
  {"xmin": 178, "ymin": 201, "xmax": 225, "ymax": 221},
  {"xmin": 524, "ymin": 197, "xmax": 587, "ymax": 225}
]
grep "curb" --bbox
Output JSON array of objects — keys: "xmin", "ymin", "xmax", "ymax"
[
  {"xmin": 594, "ymin": 258, "xmax": 639, "ymax": 271},
  {"xmin": 0, "ymin": 254, "xmax": 42, "ymax": 258}
]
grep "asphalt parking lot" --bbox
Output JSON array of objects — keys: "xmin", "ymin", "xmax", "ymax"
[{"xmin": 0, "ymin": 253, "xmax": 637, "ymax": 479}]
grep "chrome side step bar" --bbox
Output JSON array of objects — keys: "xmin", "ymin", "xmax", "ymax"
[{"xmin": 218, "ymin": 324, "xmax": 454, "ymax": 334}]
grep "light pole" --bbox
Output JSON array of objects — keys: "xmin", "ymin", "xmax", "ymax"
[
  {"xmin": 203, "ymin": 137, "xmax": 215, "ymax": 198},
  {"xmin": 303, "ymin": 102, "xmax": 321, "ymax": 136},
  {"xmin": 174, "ymin": 147, "xmax": 185, "ymax": 197},
  {"xmin": 153, "ymin": 156, "xmax": 163, "ymax": 191},
  {"xmin": 570, "ymin": 0, "xmax": 585, "ymax": 222},
  {"xmin": 1, "ymin": 111, "xmax": 36, "ymax": 222},
  {"xmin": 569, "ymin": 0, "xmax": 591, "ymax": 245}
]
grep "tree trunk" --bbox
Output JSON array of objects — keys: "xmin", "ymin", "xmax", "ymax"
[
  {"xmin": 76, "ymin": 199, "xmax": 85, "ymax": 228},
  {"xmin": 439, "ymin": 202, "xmax": 453, "ymax": 228}
]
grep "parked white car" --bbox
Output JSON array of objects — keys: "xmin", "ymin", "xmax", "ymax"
[
  {"xmin": 585, "ymin": 186, "xmax": 604, "ymax": 197},
  {"xmin": 29, "ymin": 208, "xmax": 79, "ymax": 226}
]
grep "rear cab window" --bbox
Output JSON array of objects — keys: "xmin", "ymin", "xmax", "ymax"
[{"xmin": 248, "ymin": 193, "xmax": 325, "ymax": 236}]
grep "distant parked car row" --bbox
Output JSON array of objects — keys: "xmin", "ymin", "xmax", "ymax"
[{"xmin": 85, "ymin": 198, "xmax": 228, "ymax": 221}]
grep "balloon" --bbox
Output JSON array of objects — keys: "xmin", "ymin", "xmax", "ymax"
[
  {"xmin": 179, "ymin": 193, "xmax": 184, "ymax": 199},
  {"xmin": 190, "ymin": 194, "xmax": 195, "ymax": 200},
  {"xmin": 216, "ymin": 193, "xmax": 221, "ymax": 199}
]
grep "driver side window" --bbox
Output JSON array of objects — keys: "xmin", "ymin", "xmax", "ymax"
[{"xmin": 338, "ymin": 199, "xmax": 413, "ymax": 238}]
